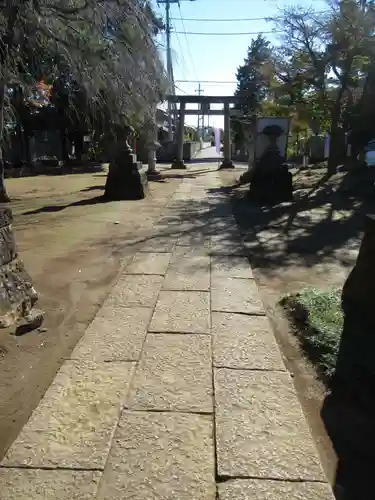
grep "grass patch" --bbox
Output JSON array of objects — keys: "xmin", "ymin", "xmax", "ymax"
[{"xmin": 281, "ymin": 287, "xmax": 344, "ymax": 382}]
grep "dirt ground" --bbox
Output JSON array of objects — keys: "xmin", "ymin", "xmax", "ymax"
[
  {"xmin": 0, "ymin": 168, "xmax": 185, "ymax": 459},
  {"xmin": 0, "ymin": 163, "xmax": 371, "ymax": 493},
  {"xmin": 220, "ymin": 166, "xmax": 375, "ymax": 494}
]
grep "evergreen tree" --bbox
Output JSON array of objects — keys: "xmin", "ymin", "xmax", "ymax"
[{"xmin": 232, "ymin": 35, "xmax": 273, "ymax": 147}]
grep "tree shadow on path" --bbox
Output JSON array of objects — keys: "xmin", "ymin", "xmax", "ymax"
[
  {"xmin": 228, "ymin": 175, "xmax": 373, "ymax": 277},
  {"xmin": 23, "ymin": 195, "xmax": 110, "ymax": 215}
]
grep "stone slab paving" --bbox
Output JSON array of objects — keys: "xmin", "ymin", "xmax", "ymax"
[
  {"xmin": 210, "ymin": 233, "xmax": 246, "ymax": 256},
  {"xmin": 127, "ymin": 334, "xmax": 212, "ymax": 412},
  {"xmin": 177, "ymin": 231, "xmax": 211, "ymax": 248},
  {"xmin": 106, "ymin": 274, "xmax": 163, "ymax": 308},
  {"xmin": 212, "ymin": 312, "xmax": 286, "ymax": 370},
  {"xmin": 214, "ymin": 368, "xmax": 326, "ymax": 481},
  {"xmin": 163, "ymin": 246, "xmax": 211, "ymax": 291},
  {"xmin": 71, "ymin": 306, "xmax": 152, "ymax": 362},
  {"xmin": 0, "ymin": 469, "xmax": 101, "ymax": 500},
  {"xmin": 149, "ymin": 290, "xmax": 211, "ymax": 334},
  {"xmin": 0, "ymin": 167, "xmax": 333, "ymax": 499},
  {"xmin": 95, "ymin": 411, "xmax": 216, "ymax": 500},
  {"xmin": 211, "ymin": 255, "xmax": 253, "ymax": 279},
  {"xmin": 138, "ymin": 234, "xmax": 177, "ymax": 253},
  {"xmin": 211, "ymin": 276, "xmax": 266, "ymax": 315},
  {"xmin": 125, "ymin": 252, "xmax": 172, "ymax": 275},
  {"xmin": 218, "ymin": 479, "xmax": 334, "ymax": 500},
  {"xmin": 153, "ymin": 219, "xmax": 191, "ymax": 238},
  {"xmin": 2, "ymin": 360, "xmax": 135, "ymax": 469}
]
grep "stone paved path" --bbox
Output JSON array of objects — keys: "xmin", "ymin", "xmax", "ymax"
[{"xmin": 0, "ymin": 166, "xmax": 334, "ymax": 499}]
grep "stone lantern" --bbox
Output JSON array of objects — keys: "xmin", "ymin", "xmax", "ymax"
[
  {"xmin": 146, "ymin": 109, "xmax": 165, "ymax": 179},
  {"xmin": 104, "ymin": 124, "xmax": 148, "ymax": 200}
]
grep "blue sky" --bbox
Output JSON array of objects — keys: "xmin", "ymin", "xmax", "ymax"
[{"xmin": 153, "ymin": 0, "xmax": 326, "ymax": 128}]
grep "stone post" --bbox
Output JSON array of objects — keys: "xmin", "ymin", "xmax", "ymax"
[
  {"xmin": 172, "ymin": 101, "xmax": 186, "ymax": 169},
  {"xmin": 146, "ymin": 118, "xmax": 162, "ymax": 179},
  {"xmin": 147, "ymin": 149, "xmax": 157, "ymax": 174},
  {"xmin": 220, "ymin": 102, "xmax": 234, "ymax": 168},
  {"xmin": 147, "ymin": 149, "xmax": 163, "ymax": 180}
]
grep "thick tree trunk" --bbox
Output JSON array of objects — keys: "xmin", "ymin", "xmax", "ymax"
[
  {"xmin": 15, "ymin": 124, "xmax": 27, "ymax": 166},
  {"xmin": 24, "ymin": 131, "xmax": 31, "ymax": 165},
  {"xmin": 328, "ymin": 93, "xmax": 345, "ymax": 174},
  {"xmin": 17, "ymin": 125, "xmax": 24, "ymax": 164},
  {"xmin": 60, "ymin": 127, "xmax": 69, "ymax": 163},
  {"xmin": 74, "ymin": 131, "xmax": 84, "ymax": 163},
  {"xmin": 0, "ymin": 83, "xmax": 10, "ymax": 202},
  {"xmin": 328, "ymin": 129, "xmax": 339, "ymax": 174},
  {"xmin": 19, "ymin": 119, "xmax": 31, "ymax": 166},
  {"xmin": 328, "ymin": 61, "xmax": 354, "ymax": 173}
]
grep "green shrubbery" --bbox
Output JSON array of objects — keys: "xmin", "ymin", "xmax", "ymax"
[{"xmin": 281, "ymin": 288, "xmax": 344, "ymax": 380}]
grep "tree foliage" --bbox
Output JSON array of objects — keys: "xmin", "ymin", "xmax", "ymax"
[
  {"xmin": 234, "ymin": 0, "xmax": 375, "ymax": 171},
  {"xmin": 233, "ymin": 34, "xmax": 273, "ymax": 146},
  {"xmin": 0, "ymin": 0, "xmax": 166, "ymax": 200}
]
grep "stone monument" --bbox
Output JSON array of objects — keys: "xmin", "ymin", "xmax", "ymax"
[
  {"xmin": 248, "ymin": 123, "xmax": 293, "ymax": 205},
  {"xmin": 104, "ymin": 125, "xmax": 148, "ymax": 200},
  {"xmin": 0, "ymin": 208, "xmax": 43, "ymax": 331}
]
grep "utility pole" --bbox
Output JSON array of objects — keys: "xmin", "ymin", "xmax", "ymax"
[
  {"xmin": 195, "ymin": 83, "xmax": 204, "ymax": 141},
  {"xmin": 166, "ymin": 0, "xmax": 174, "ymax": 140},
  {"xmin": 158, "ymin": 0, "xmax": 196, "ymax": 141}
]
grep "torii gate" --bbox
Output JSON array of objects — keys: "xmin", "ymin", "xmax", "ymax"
[{"xmin": 167, "ymin": 95, "xmax": 245, "ymax": 169}]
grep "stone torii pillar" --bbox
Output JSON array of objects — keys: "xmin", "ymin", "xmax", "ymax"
[
  {"xmin": 220, "ymin": 101, "xmax": 234, "ymax": 169},
  {"xmin": 172, "ymin": 101, "xmax": 186, "ymax": 169}
]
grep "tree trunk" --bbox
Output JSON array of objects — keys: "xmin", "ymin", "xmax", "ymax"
[
  {"xmin": 15, "ymin": 123, "xmax": 23, "ymax": 164},
  {"xmin": 15, "ymin": 123, "xmax": 28, "ymax": 166},
  {"xmin": 60, "ymin": 127, "xmax": 69, "ymax": 163},
  {"xmin": 74, "ymin": 131, "xmax": 84, "ymax": 163},
  {"xmin": 0, "ymin": 82, "xmax": 10, "ymax": 202},
  {"xmin": 328, "ymin": 64, "xmax": 352, "ymax": 174},
  {"xmin": 296, "ymin": 131, "xmax": 300, "ymax": 157},
  {"xmin": 328, "ymin": 95, "xmax": 344, "ymax": 174},
  {"xmin": 24, "ymin": 131, "xmax": 31, "ymax": 165},
  {"xmin": 328, "ymin": 128, "xmax": 339, "ymax": 174},
  {"xmin": 20, "ymin": 117, "xmax": 32, "ymax": 166}
]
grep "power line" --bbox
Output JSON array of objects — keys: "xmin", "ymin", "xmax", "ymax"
[
  {"xmin": 173, "ymin": 30, "xmax": 278, "ymax": 35},
  {"xmin": 175, "ymin": 85, "xmax": 189, "ymax": 94},
  {"xmin": 171, "ymin": 16, "xmax": 272, "ymax": 22},
  {"xmin": 189, "ymin": 0, "xmax": 268, "ymax": 1},
  {"xmin": 177, "ymin": 2, "xmax": 199, "ymax": 81},
  {"xmin": 176, "ymin": 80, "xmax": 237, "ymax": 83},
  {"xmin": 170, "ymin": 10, "xmax": 326, "ymax": 22},
  {"xmin": 206, "ymin": 0, "xmax": 323, "ymax": 1},
  {"xmin": 173, "ymin": 31, "xmax": 188, "ymax": 80},
  {"xmin": 197, "ymin": 83, "xmax": 237, "ymax": 87}
]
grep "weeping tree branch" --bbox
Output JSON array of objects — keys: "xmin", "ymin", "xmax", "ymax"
[{"xmin": 0, "ymin": 0, "xmax": 167, "ymax": 201}]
